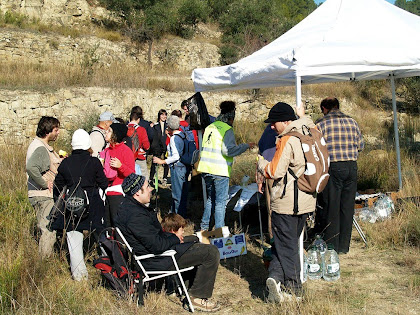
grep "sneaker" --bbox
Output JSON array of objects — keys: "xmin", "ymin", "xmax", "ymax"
[
  {"xmin": 266, "ymin": 278, "xmax": 284, "ymax": 303},
  {"xmin": 190, "ymin": 297, "xmax": 221, "ymax": 312}
]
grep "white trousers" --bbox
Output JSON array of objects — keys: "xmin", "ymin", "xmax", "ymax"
[{"xmin": 66, "ymin": 230, "xmax": 88, "ymax": 281}]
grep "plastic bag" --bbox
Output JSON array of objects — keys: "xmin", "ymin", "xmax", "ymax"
[{"xmin": 373, "ymin": 194, "xmax": 394, "ymax": 220}]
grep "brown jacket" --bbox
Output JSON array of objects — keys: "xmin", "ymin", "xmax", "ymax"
[{"xmin": 257, "ymin": 116, "xmax": 316, "ymax": 215}]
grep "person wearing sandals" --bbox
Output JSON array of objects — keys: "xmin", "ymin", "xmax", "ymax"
[{"xmin": 52, "ymin": 129, "xmax": 108, "ymax": 281}]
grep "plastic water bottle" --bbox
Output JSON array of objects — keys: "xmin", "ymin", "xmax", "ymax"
[
  {"xmin": 303, "ymin": 251, "xmax": 308, "ymax": 282},
  {"xmin": 312, "ymin": 234, "xmax": 327, "ymax": 258},
  {"xmin": 323, "ymin": 244, "xmax": 340, "ymax": 281},
  {"xmin": 307, "ymin": 246, "xmax": 323, "ymax": 280}
]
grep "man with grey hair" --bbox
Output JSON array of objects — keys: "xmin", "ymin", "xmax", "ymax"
[
  {"xmin": 90, "ymin": 111, "xmax": 115, "ymax": 158},
  {"xmin": 153, "ymin": 115, "xmax": 190, "ymax": 217},
  {"xmin": 197, "ymin": 101, "xmax": 255, "ymax": 231}
]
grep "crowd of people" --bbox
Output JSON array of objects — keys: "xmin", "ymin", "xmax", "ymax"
[{"xmin": 25, "ymin": 97, "xmax": 363, "ymax": 311}]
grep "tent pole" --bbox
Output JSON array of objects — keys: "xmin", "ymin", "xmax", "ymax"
[
  {"xmin": 296, "ymin": 74, "xmax": 304, "ymax": 282},
  {"xmin": 296, "ymin": 75, "xmax": 302, "ymax": 108},
  {"xmin": 390, "ymin": 74, "xmax": 403, "ymax": 191}
]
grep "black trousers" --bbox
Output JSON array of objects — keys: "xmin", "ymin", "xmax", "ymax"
[
  {"xmin": 105, "ymin": 194, "xmax": 124, "ymax": 227},
  {"xmin": 323, "ymin": 161, "xmax": 358, "ymax": 253},
  {"xmin": 269, "ymin": 212, "xmax": 308, "ymax": 292},
  {"xmin": 150, "ymin": 154, "xmax": 169, "ymax": 180},
  {"xmin": 176, "ymin": 243, "xmax": 220, "ymax": 299}
]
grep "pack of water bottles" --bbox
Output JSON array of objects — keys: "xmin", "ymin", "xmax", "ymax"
[{"xmin": 304, "ymin": 234, "xmax": 340, "ymax": 282}]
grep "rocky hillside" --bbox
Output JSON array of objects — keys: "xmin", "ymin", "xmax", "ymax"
[
  {"xmin": 0, "ymin": 0, "xmax": 106, "ymax": 26},
  {"xmin": 0, "ymin": 1, "xmax": 231, "ymax": 144}
]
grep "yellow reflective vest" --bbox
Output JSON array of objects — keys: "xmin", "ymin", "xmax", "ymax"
[{"xmin": 197, "ymin": 121, "xmax": 233, "ymax": 177}]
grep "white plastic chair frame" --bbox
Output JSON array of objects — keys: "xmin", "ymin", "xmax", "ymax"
[{"xmin": 115, "ymin": 227, "xmax": 195, "ymax": 312}]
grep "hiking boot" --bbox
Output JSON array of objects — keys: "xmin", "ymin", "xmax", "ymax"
[
  {"xmin": 266, "ymin": 277, "xmax": 284, "ymax": 303},
  {"xmin": 190, "ymin": 297, "xmax": 221, "ymax": 312}
]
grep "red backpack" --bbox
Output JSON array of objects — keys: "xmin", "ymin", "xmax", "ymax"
[{"xmin": 126, "ymin": 125, "xmax": 142, "ymax": 160}]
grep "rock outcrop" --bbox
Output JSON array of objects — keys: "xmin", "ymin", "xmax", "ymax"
[{"xmin": 0, "ymin": 87, "xmax": 285, "ymax": 145}]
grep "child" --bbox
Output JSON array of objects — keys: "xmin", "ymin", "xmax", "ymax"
[{"xmin": 162, "ymin": 213, "xmax": 198, "ymax": 243}]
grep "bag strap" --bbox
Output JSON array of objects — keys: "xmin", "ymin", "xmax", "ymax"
[
  {"xmin": 91, "ymin": 129, "xmax": 107, "ymax": 150},
  {"xmin": 288, "ymin": 168, "xmax": 299, "ymax": 215}
]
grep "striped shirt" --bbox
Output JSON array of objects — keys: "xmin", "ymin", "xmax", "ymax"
[{"xmin": 316, "ymin": 109, "xmax": 364, "ymax": 162}]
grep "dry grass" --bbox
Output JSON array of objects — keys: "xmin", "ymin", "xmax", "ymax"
[
  {"xmin": 1, "ymin": 139, "xmax": 420, "ymax": 314},
  {"xmin": 0, "ymin": 61, "xmax": 194, "ymax": 91},
  {"xmin": 0, "ymin": 9, "xmax": 123, "ymax": 42}
]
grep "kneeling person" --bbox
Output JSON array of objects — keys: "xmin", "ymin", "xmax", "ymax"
[{"xmin": 115, "ymin": 173, "xmax": 221, "ymax": 312}]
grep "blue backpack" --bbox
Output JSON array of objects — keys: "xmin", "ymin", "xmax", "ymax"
[
  {"xmin": 175, "ymin": 131, "xmax": 199, "ymax": 166},
  {"xmin": 180, "ymin": 125, "xmax": 195, "ymax": 142}
]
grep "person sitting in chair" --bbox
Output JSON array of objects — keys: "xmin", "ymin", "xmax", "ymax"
[{"xmin": 115, "ymin": 173, "xmax": 221, "ymax": 312}]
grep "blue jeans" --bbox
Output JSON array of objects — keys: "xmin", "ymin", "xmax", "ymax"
[
  {"xmin": 170, "ymin": 162, "xmax": 190, "ymax": 218},
  {"xmin": 201, "ymin": 174, "xmax": 229, "ymax": 231}
]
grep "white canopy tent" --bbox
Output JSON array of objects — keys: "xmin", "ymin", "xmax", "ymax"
[{"xmin": 192, "ymin": 0, "xmax": 420, "ymax": 190}]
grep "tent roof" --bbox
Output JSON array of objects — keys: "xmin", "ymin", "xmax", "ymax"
[{"xmin": 192, "ymin": 0, "xmax": 420, "ymax": 92}]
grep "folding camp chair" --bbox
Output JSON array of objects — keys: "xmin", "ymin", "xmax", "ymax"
[{"xmin": 115, "ymin": 227, "xmax": 195, "ymax": 312}]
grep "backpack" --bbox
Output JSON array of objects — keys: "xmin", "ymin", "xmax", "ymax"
[
  {"xmin": 180, "ymin": 124, "xmax": 195, "ymax": 142},
  {"xmin": 93, "ymin": 228, "xmax": 141, "ymax": 298},
  {"xmin": 175, "ymin": 132, "xmax": 200, "ymax": 166},
  {"xmin": 126, "ymin": 125, "xmax": 143, "ymax": 160},
  {"xmin": 64, "ymin": 160, "xmax": 91, "ymax": 220},
  {"xmin": 281, "ymin": 126, "xmax": 330, "ymax": 214},
  {"xmin": 99, "ymin": 149, "xmax": 118, "ymax": 181}
]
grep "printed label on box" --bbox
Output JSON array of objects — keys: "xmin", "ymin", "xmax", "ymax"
[{"xmin": 210, "ymin": 233, "xmax": 247, "ymax": 259}]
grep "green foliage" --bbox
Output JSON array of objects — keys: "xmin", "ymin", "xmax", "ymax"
[
  {"xmin": 81, "ymin": 43, "xmax": 101, "ymax": 77},
  {"xmin": 175, "ymin": 0, "xmax": 209, "ymax": 38},
  {"xmin": 219, "ymin": 44, "xmax": 239, "ymax": 65},
  {"xmin": 396, "ymin": 77, "xmax": 420, "ymax": 114},
  {"xmin": 395, "ymin": 0, "xmax": 420, "ymax": 15},
  {"xmin": 0, "ymin": 9, "xmax": 35, "ymax": 28},
  {"xmin": 178, "ymin": 0, "xmax": 209, "ymax": 27},
  {"xmin": 207, "ymin": 0, "xmax": 232, "ymax": 20},
  {"xmin": 218, "ymin": 0, "xmax": 316, "ymax": 64}
]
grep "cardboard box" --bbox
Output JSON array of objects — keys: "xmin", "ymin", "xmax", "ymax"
[{"xmin": 196, "ymin": 227, "xmax": 247, "ymax": 259}]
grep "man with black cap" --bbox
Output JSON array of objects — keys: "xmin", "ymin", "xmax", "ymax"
[
  {"xmin": 197, "ymin": 101, "xmax": 255, "ymax": 231},
  {"xmin": 256, "ymin": 102, "xmax": 316, "ymax": 303},
  {"xmin": 116, "ymin": 173, "xmax": 221, "ymax": 312}
]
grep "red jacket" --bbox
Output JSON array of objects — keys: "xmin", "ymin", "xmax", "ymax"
[
  {"xmin": 105, "ymin": 142, "xmax": 135, "ymax": 196},
  {"xmin": 127, "ymin": 123, "xmax": 150, "ymax": 161}
]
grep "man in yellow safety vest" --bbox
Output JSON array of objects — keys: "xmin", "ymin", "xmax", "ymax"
[{"xmin": 197, "ymin": 101, "xmax": 255, "ymax": 231}]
